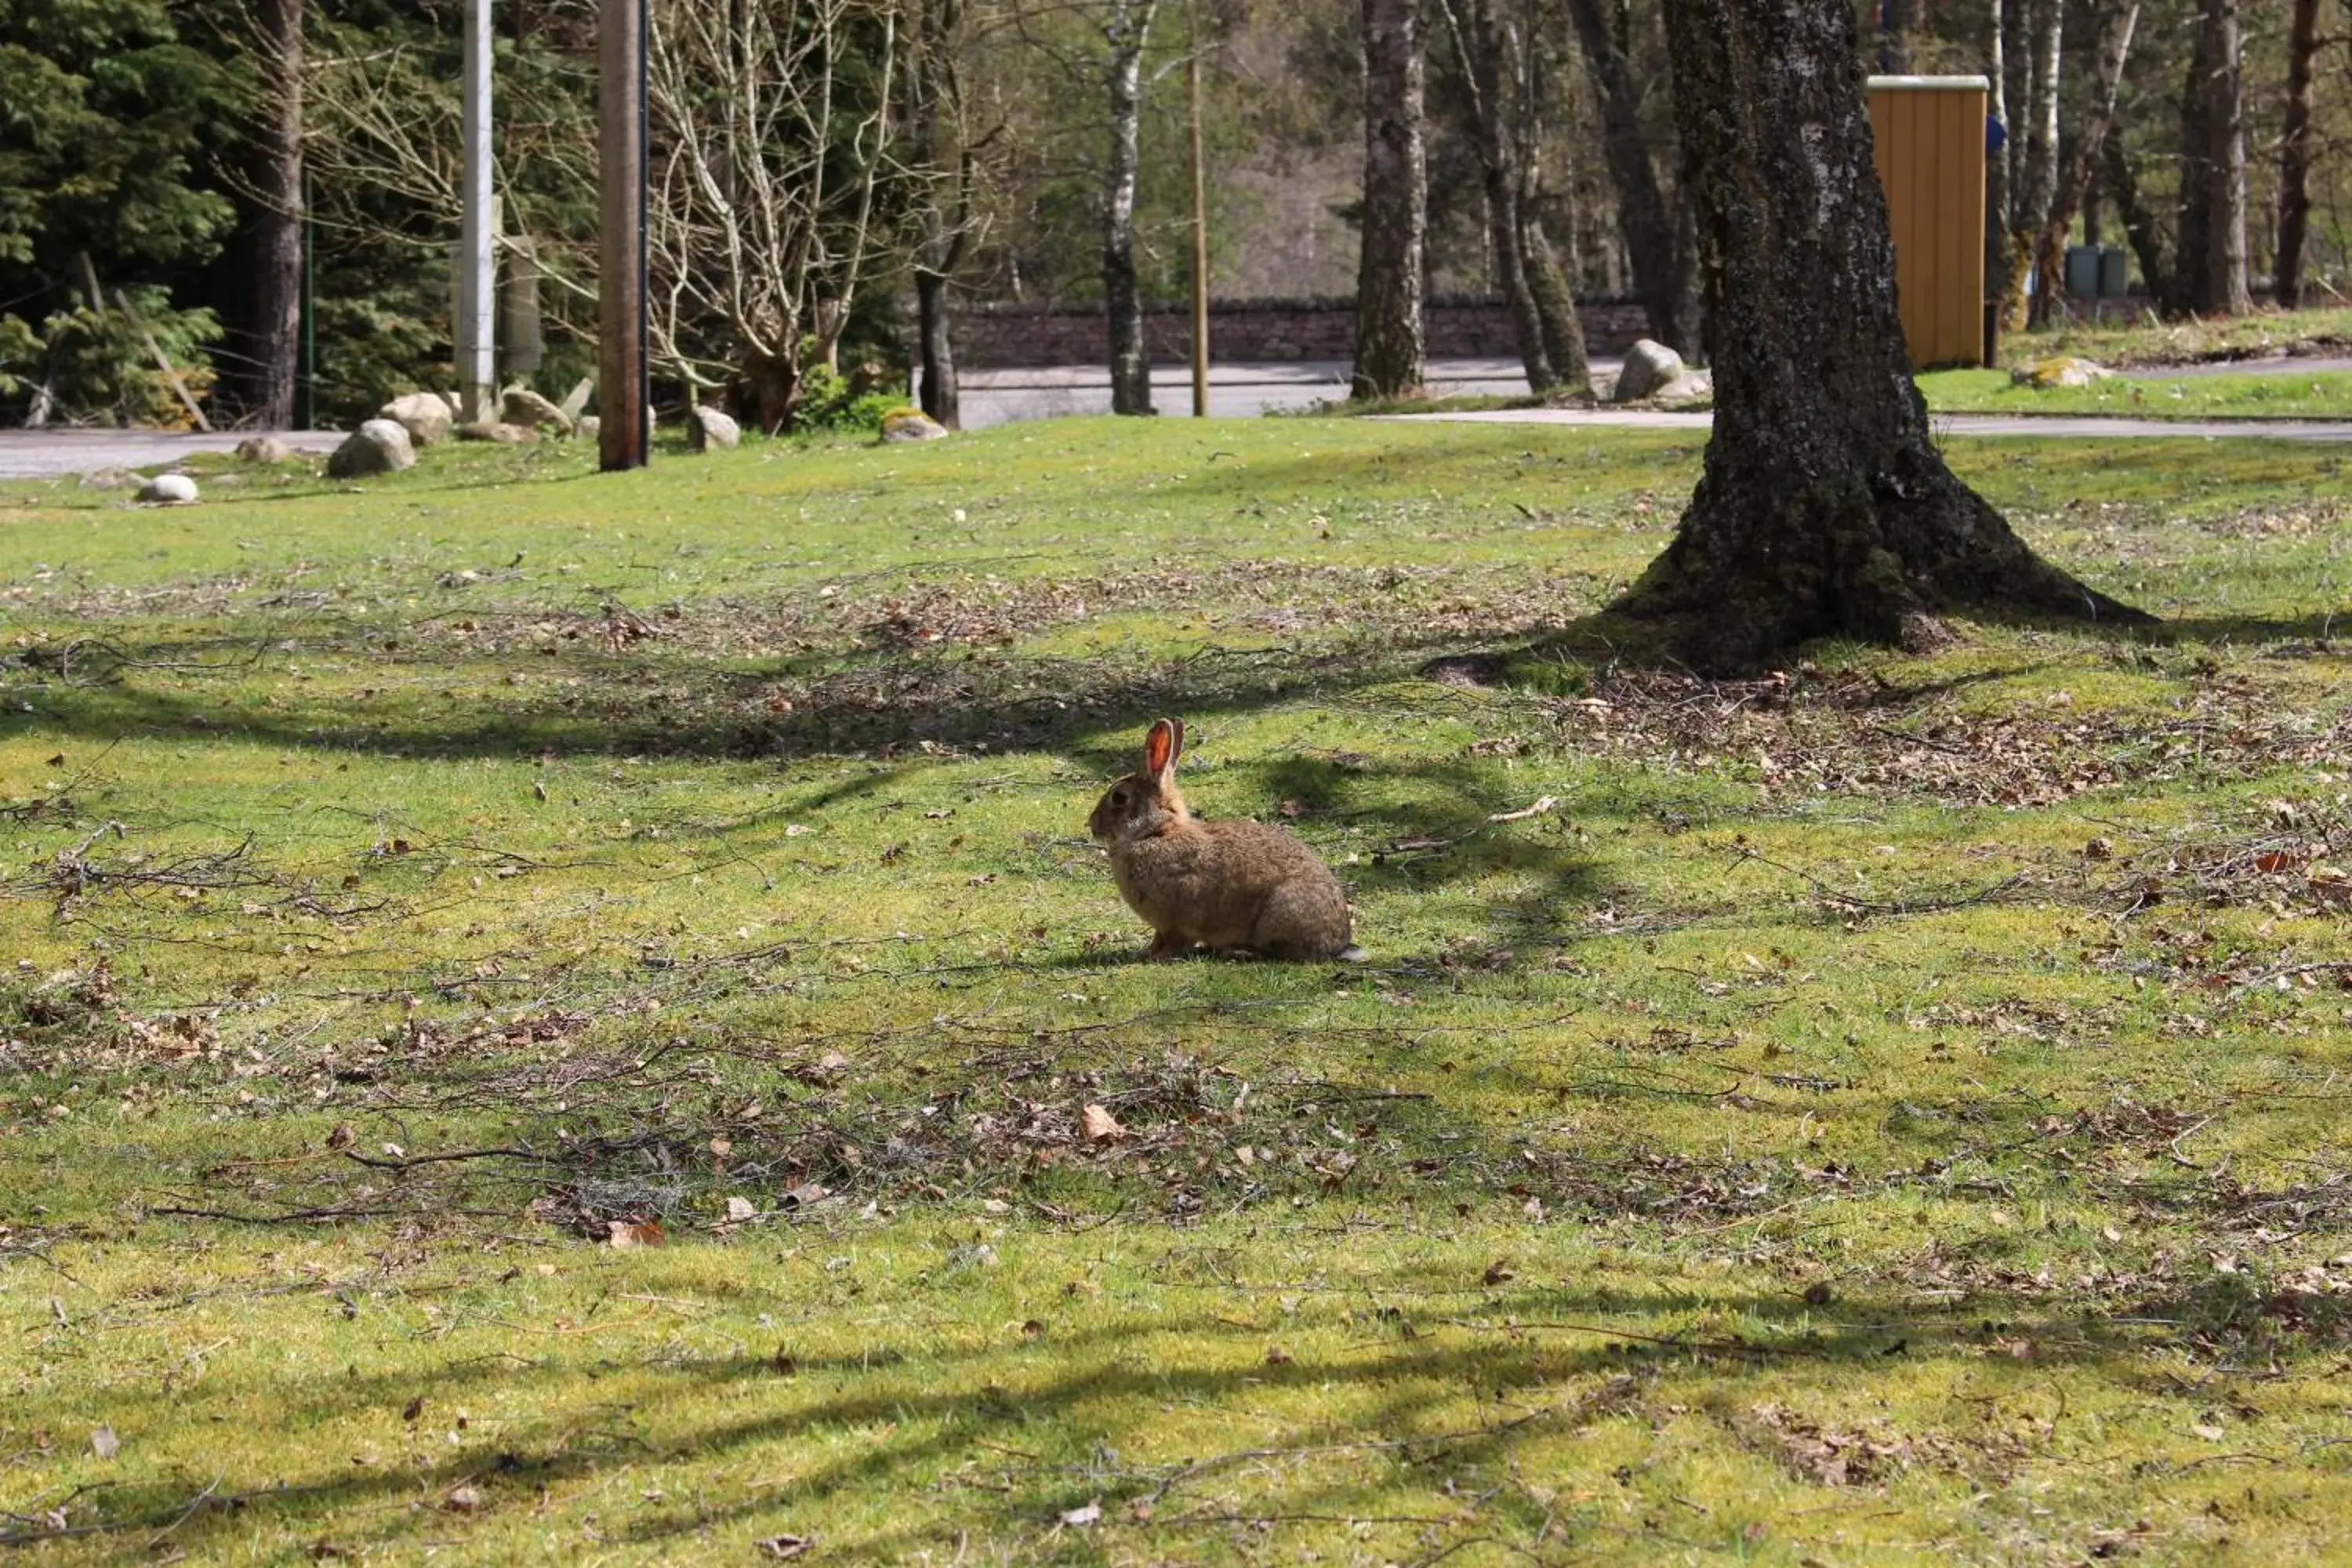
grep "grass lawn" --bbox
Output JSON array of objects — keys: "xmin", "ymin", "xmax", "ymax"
[
  {"xmin": 1919, "ymin": 366, "xmax": 2352, "ymax": 422},
  {"xmin": 4, "ymin": 419, "xmax": 2351, "ymax": 1563}
]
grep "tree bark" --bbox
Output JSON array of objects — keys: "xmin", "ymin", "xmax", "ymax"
[
  {"xmin": 2030, "ymin": 1, "xmax": 2137, "ymax": 329},
  {"xmin": 1443, "ymin": 0, "xmax": 1554, "ymax": 393},
  {"xmin": 1560, "ymin": 0, "xmax": 1700, "ymax": 357},
  {"xmin": 1984, "ymin": 0, "xmax": 2010, "ymax": 354},
  {"xmin": 1103, "ymin": 0, "xmax": 1159, "ymax": 416},
  {"xmin": 2274, "ymin": 0, "xmax": 2319, "ymax": 308},
  {"xmin": 916, "ymin": 267, "xmax": 960, "ymax": 426},
  {"xmin": 2105, "ymin": 133, "xmax": 2179, "ymax": 311},
  {"xmin": 2001, "ymin": 0, "xmax": 2060, "ymax": 330},
  {"xmin": 250, "ymin": 0, "xmax": 304, "ymax": 429},
  {"xmin": 1613, "ymin": 0, "xmax": 2143, "ymax": 672},
  {"xmin": 1523, "ymin": 212, "xmax": 1589, "ymax": 392},
  {"xmin": 1352, "ymin": 0, "xmax": 1428, "ymax": 399},
  {"xmin": 2195, "ymin": 0, "xmax": 2249, "ymax": 315}
]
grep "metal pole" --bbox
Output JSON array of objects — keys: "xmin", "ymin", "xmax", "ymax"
[
  {"xmin": 1186, "ymin": 3, "xmax": 1209, "ymax": 418},
  {"xmin": 458, "ymin": 0, "xmax": 495, "ymax": 423},
  {"xmin": 600, "ymin": 0, "xmax": 649, "ymax": 470}
]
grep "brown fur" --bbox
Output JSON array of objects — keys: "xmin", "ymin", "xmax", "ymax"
[{"xmin": 1088, "ymin": 718, "xmax": 1360, "ymax": 960}]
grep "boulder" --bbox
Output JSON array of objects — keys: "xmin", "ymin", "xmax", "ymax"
[
  {"xmin": 686, "ymin": 405, "xmax": 741, "ymax": 452},
  {"xmin": 2009, "ymin": 355, "xmax": 2113, "ymax": 390},
  {"xmin": 326, "ymin": 419, "xmax": 417, "ymax": 478},
  {"xmin": 455, "ymin": 420, "xmax": 539, "ymax": 444},
  {"xmin": 234, "ymin": 436, "xmax": 295, "ymax": 463},
  {"xmin": 879, "ymin": 408, "xmax": 949, "ymax": 443},
  {"xmin": 1651, "ymin": 368, "xmax": 1714, "ymax": 406},
  {"xmin": 500, "ymin": 385, "xmax": 574, "ymax": 436},
  {"xmin": 137, "ymin": 473, "xmax": 199, "ymax": 505},
  {"xmin": 559, "ymin": 376, "xmax": 595, "ymax": 421},
  {"xmin": 379, "ymin": 391, "xmax": 454, "ymax": 446},
  {"xmin": 575, "ymin": 415, "xmax": 601, "ymax": 443},
  {"xmin": 1611, "ymin": 339, "xmax": 1685, "ymax": 402}
]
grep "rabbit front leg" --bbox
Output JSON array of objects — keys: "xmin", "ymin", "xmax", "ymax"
[{"xmin": 1142, "ymin": 927, "xmax": 1196, "ymax": 960}]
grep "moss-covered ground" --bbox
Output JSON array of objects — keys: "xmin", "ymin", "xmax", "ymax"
[{"xmin": 3, "ymin": 419, "xmax": 2350, "ymax": 1563}]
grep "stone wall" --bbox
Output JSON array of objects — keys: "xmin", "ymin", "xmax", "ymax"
[{"xmin": 949, "ymin": 296, "xmax": 1654, "ymax": 368}]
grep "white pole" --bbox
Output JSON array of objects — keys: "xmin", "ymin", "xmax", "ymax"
[{"xmin": 457, "ymin": 0, "xmax": 495, "ymax": 422}]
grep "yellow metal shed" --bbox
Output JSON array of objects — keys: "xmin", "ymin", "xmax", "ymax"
[{"xmin": 1867, "ymin": 75, "xmax": 1988, "ymax": 368}]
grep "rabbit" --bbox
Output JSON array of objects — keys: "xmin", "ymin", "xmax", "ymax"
[{"xmin": 1089, "ymin": 717, "xmax": 1364, "ymax": 961}]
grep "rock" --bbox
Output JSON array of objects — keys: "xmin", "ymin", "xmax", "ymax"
[
  {"xmin": 325, "ymin": 419, "xmax": 416, "ymax": 478},
  {"xmin": 845, "ymin": 359, "xmax": 896, "ymax": 397},
  {"xmin": 575, "ymin": 415, "xmax": 600, "ymax": 443},
  {"xmin": 2010, "ymin": 355, "xmax": 2113, "ymax": 390},
  {"xmin": 1612, "ymin": 339, "xmax": 1686, "ymax": 402},
  {"xmin": 686, "ymin": 405, "xmax": 741, "ymax": 452},
  {"xmin": 1652, "ymin": 368, "xmax": 1714, "ymax": 406},
  {"xmin": 500, "ymin": 385, "xmax": 574, "ymax": 436},
  {"xmin": 879, "ymin": 408, "xmax": 949, "ymax": 443},
  {"xmin": 136, "ymin": 473, "xmax": 199, "ymax": 505},
  {"xmin": 559, "ymin": 376, "xmax": 595, "ymax": 421},
  {"xmin": 379, "ymin": 391, "xmax": 454, "ymax": 446},
  {"xmin": 77, "ymin": 467, "xmax": 141, "ymax": 492},
  {"xmin": 455, "ymin": 420, "xmax": 539, "ymax": 444},
  {"xmin": 234, "ymin": 436, "xmax": 295, "ymax": 463}
]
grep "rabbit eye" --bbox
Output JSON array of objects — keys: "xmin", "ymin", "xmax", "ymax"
[{"xmin": 1112, "ymin": 787, "xmax": 1130, "ymax": 805}]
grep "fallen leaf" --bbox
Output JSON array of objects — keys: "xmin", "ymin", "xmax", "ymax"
[
  {"xmin": 90, "ymin": 1425, "xmax": 118, "ymax": 1459},
  {"xmin": 754, "ymin": 1533, "xmax": 813, "ymax": 1559},
  {"xmin": 443, "ymin": 1483, "xmax": 482, "ymax": 1512},
  {"xmin": 402, "ymin": 1396, "xmax": 424, "ymax": 1422},
  {"xmin": 1058, "ymin": 1501, "xmax": 1102, "ymax": 1526},
  {"xmin": 726, "ymin": 1196, "xmax": 757, "ymax": 1222},
  {"xmin": 1483, "ymin": 1259, "xmax": 1515, "ymax": 1286},
  {"xmin": 1265, "ymin": 1345, "xmax": 1295, "ymax": 1366},
  {"xmin": 607, "ymin": 1218, "xmax": 665, "ymax": 1250},
  {"xmin": 1081, "ymin": 1104, "xmax": 1125, "ymax": 1143},
  {"xmin": 325, "ymin": 1123, "xmax": 355, "ymax": 1152},
  {"xmin": 2192, "ymin": 1423, "xmax": 2226, "ymax": 1442}
]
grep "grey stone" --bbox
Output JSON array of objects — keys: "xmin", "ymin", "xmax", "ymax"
[
  {"xmin": 559, "ymin": 376, "xmax": 595, "ymax": 421},
  {"xmin": 234, "ymin": 436, "xmax": 295, "ymax": 463},
  {"xmin": 136, "ymin": 473, "xmax": 199, "ymax": 505},
  {"xmin": 500, "ymin": 385, "xmax": 574, "ymax": 436},
  {"xmin": 455, "ymin": 420, "xmax": 539, "ymax": 444},
  {"xmin": 1612, "ymin": 339, "xmax": 1686, "ymax": 402},
  {"xmin": 1652, "ymin": 369, "xmax": 1714, "ymax": 406},
  {"xmin": 879, "ymin": 408, "xmax": 949, "ymax": 443},
  {"xmin": 379, "ymin": 391, "xmax": 454, "ymax": 446},
  {"xmin": 686, "ymin": 405, "xmax": 741, "ymax": 452},
  {"xmin": 575, "ymin": 415, "xmax": 601, "ymax": 443},
  {"xmin": 77, "ymin": 467, "xmax": 141, "ymax": 492},
  {"xmin": 326, "ymin": 419, "xmax": 417, "ymax": 478},
  {"xmin": 2009, "ymin": 355, "xmax": 2113, "ymax": 390}
]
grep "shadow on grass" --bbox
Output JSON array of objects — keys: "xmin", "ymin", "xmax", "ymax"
[{"xmin": 16, "ymin": 1258, "xmax": 2336, "ymax": 1559}]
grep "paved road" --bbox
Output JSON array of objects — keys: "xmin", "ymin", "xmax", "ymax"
[
  {"xmin": 9, "ymin": 353, "xmax": 2352, "ymax": 477},
  {"xmin": 0, "ymin": 427, "xmax": 342, "ymax": 479}
]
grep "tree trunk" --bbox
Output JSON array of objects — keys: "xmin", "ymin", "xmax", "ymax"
[
  {"xmin": 2275, "ymin": 0, "xmax": 2318, "ymax": 307},
  {"xmin": 2195, "ymin": 0, "xmax": 2249, "ymax": 315},
  {"xmin": 2002, "ymin": 0, "xmax": 2060, "ymax": 330},
  {"xmin": 2171, "ymin": 16, "xmax": 2212, "ymax": 315},
  {"xmin": 916, "ymin": 267, "xmax": 960, "ymax": 426},
  {"xmin": 2031, "ymin": 1, "xmax": 2137, "ymax": 329},
  {"xmin": 1443, "ymin": 0, "xmax": 1553, "ymax": 393},
  {"xmin": 1984, "ymin": 0, "xmax": 2013, "ymax": 337},
  {"xmin": 2105, "ymin": 134, "xmax": 2179, "ymax": 311},
  {"xmin": 1352, "ymin": 0, "xmax": 1428, "ymax": 399},
  {"xmin": 1613, "ymin": 0, "xmax": 2143, "ymax": 672},
  {"xmin": 1561, "ymin": 0, "xmax": 1700, "ymax": 357},
  {"xmin": 250, "ymin": 0, "xmax": 304, "ymax": 429},
  {"xmin": 1523, "ymin": 212, "xmax": 1589, "ymax": 393},
  {"xmin": 1104, "ymin": 0, "xmax": 1158, "ymax": 416}
]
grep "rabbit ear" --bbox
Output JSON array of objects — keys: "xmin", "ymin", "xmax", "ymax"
[
  {"xmin": 1144, "ymin": 719, "xmax": 1177, "ymax": 779},
  {"xmin": 1171, "ymin": 718, "xmax": 1185, "ymax": 764}
]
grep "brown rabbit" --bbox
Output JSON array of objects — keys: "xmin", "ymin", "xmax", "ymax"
[{"xmin": 1089, "ymin": 717, "xmax": 1363, "ymax": 960}]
